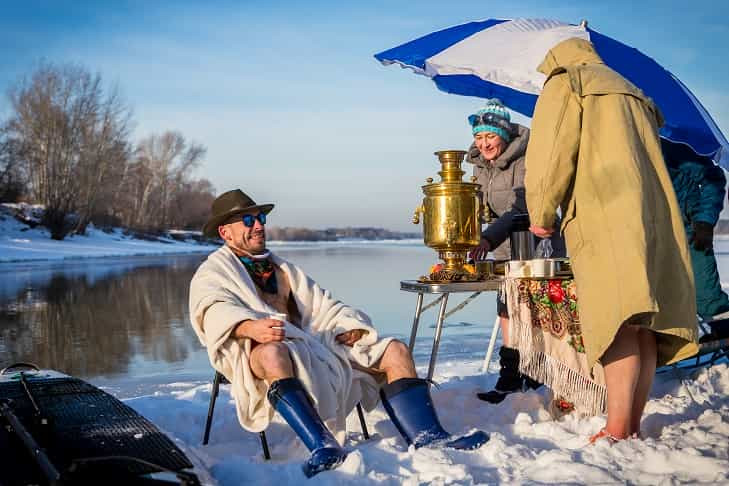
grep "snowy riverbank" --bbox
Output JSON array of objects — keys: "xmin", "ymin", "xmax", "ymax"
[
  {"xmin": 0, "ymin": 204, "xmax": 422, "ymax": 262},
  {"xmin": 0, "ymin": 204, "xmax": 213, "ymax": 262}
]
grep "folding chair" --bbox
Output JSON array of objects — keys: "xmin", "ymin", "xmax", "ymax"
[
  {"xmin": 202, "ymin": 371, "xmax": 370, "ymax": 460},
  {"xmin": 657, "ymin": 317, "xmax": 729, "ymax": 373}
]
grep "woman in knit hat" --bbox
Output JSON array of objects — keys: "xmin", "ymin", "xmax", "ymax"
[{"xmin": 466, "ymin": 99, "xmax": 566, "ymax": 403}]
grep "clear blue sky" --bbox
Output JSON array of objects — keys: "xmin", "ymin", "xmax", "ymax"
[{"xmin": 2, "ymin": 0, "xmax": 728, "ymax": 231}]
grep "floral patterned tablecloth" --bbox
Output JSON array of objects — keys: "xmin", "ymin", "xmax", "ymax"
[{"xmin": 506, "ymin": 277, "xmax": 607, "ymax": 416}]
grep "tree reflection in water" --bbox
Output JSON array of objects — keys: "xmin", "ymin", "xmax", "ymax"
[{"xmin": 0, "ymin": 255, "xmax": 207, "ymax": 379}]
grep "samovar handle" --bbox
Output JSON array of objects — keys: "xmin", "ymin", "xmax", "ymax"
[
  {"xmin": 477, "ymin": 192, "xmax": 490, "ymax": 223},
  {"xmin": 412, "ymin": 204, "xmax": 424, "ymax": 224},
  {"xmin": 479, "ymin": 202, "xmax": 490, "ymax": 223},
  {"xmin": 472, "ymin": 178, "xmax": 490, "ymax": 224}
]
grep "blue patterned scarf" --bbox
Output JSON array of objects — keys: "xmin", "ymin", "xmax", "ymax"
[{"xmin": 239, "ymin": 251, "xmax": 278, "ymax": 294}]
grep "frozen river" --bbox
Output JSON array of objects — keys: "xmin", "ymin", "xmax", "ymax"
[{"xmin": 0, "ymin": 242, "xmax": 501, "ymax": 390}]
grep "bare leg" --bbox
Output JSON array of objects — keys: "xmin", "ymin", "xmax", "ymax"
[
  {"xmin": 377, "ymin": 340, "xmax": 417, "ymax": 383},
  {"xmin": 601, "ymin": 324, "xmax": 640, "ymax": 439},
  {"xmin": 249, "ymin": 342, "xmax": 295, "ymax": 383},
  {"xmin": 630, "ymin": 328, "xmax": 657, "ymax": 435},
  {"xmin": 499, "ymin": 317, "xmax": 510, "ymax": 346}
]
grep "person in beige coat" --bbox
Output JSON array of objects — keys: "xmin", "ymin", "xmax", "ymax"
[{"xmin": 523, "ymin": 38, "xmax": 699, "ymax": 442}]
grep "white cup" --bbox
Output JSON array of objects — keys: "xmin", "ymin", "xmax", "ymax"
[{"xmin": 269, "ymin": 312, "xmax": 287, "ymax": 330}]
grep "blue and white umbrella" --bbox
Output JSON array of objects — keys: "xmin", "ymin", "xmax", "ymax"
[{"xmin": 375, "ymin": 18, "xmax": 729, "ymax": 168}]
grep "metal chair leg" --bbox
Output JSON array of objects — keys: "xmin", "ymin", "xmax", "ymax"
[
  {"xmin": 204, "ymin": 372, "xmax": 369, "ymax": 458},
  {"xmin": 356, "ymin": 403, "xmax": 369, "ymax": 440},
  {"xmin": 260, "ymin": 431, "xmax": 271, "ymax": 460},
  {"xmin": 202, "ymin": 371, "xmax": 223, "ymax": 445}
]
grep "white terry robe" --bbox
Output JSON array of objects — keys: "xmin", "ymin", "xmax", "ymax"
[{"xmin": 189, "ymin": 245, "xmax": 393, "ymax": 438}]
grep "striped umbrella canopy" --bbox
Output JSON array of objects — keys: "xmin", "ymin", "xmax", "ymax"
[{"xmin": 375, "ymin": 18, "xmax": 729, "ymax": 168}]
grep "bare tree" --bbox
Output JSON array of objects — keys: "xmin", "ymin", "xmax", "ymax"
[
  {"xmin": 125, "ymin": 131, "xmax": 206, "ymax": 231},
  {"xmin": 168, "ymin": 178, "xmax": 215, "ymax": 230},
  {"xmin": 0, "ymin": 124, "xmax": 26, "ymax": 202},
  {"xmin": 73, "ymin": 85, "xmax": 132, "ymax": 234},
  {"xmin": 4, "ymin": 62, "xmax": 131, "ymax": 239}
]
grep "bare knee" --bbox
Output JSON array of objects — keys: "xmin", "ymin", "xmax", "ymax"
[
  {"xmin": 252, "ymin": 342, "xmax": 290, "ymax": 366},
  {"xmin": 381, "ymin": 340, "xmax": 415, "ymax": 370},
  {"xmin": 385, "ymin": 339, "xmax": 410, "ymax": 360},
  {"xmin": 250, "ymin": 342, "xmax": 293, "ymax": 380}
]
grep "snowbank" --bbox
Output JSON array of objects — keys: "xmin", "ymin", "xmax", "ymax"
[{"xmin": 0, "ymin": 204, "xmax": 216, "ymax": 262}]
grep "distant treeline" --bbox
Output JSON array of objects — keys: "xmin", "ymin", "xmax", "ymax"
[
  {"xmin": 266, "ymin": 226, "xmax": 420, "ymax": 241},
  {"xmin": 0, "ymin": 61, "xmax": 215, "ymax": 240}
]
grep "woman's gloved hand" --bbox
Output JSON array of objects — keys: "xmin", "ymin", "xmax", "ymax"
[
  {"xmin": 469, "ymin": 238, "xmax": 491, "ymax": 261},
  {"xmin": 690, "ymin": 221, "xmax": 714, "ymax": 253}
]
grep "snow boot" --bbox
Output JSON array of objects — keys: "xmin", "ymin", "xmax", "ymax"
[
  {"xmin": 267, "ymin": 377, "xmax": 347, "ymax": 478},
  {"xmin": 477, "ymin": 346, "xmax": 538, "ymax": 404},
  {"xmin": 380, "ymin": 377, "xmax": 489, "ymax": 450},
  {"xmin": 706, "ymin": 316, "xmax": 729, "ymax": 340}
]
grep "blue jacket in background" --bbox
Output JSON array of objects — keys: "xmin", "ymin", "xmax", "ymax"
[
  {"xmin": 662, "ymin": 140, "xmax": 726, "ymax": 228},
  {"xmin": 662, "ymin": 139, "xmax": 729, "ymax": 319}
]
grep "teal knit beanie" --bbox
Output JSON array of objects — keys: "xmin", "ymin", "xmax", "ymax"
[{"xmin": 468, "ymin": 99, "xmax": 512, "ymax": 142}]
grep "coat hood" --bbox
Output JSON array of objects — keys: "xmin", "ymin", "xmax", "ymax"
[
  {"xmin": 537, "ymin": 37, "xmax": 604, "ymax": 78},
  {"xmin": 536, "ymin": 37, "xmax": 663, "ymax": 126},
  {"xmin": 467, "ymin": 124, "xmax": 530, "ymax": 170}
]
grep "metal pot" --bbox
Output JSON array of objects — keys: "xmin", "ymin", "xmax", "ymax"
[{"xmin": 510, "ymin": 213, "xmax": 536, "ymax": 260}]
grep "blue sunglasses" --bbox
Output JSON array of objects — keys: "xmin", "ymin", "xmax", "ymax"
[{"xmin": 241, "ymin": 212, "xmax": 267, "ymax": 227}]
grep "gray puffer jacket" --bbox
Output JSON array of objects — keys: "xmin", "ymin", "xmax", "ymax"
[{"xmin": 466, "ymin": 124, "xmax": 565, "ymax": 260}]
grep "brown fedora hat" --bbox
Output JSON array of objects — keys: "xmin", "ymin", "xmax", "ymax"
[{"xmin": 202, "ymin": 189, "xmax": 274, "ymax": 237}]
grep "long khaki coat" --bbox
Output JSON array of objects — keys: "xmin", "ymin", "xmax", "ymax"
[{"xmin": 524, "ymin": 38, "xmax": 698, "ymax": 368}]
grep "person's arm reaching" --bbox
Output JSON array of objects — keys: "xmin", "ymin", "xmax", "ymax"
[{"xmin": 524, "ymin": 73, "xmax": 581, "ymax": 233}]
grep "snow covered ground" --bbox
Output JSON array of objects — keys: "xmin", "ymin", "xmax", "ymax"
[{"xmin": 123, "ymin": 356, "xmax": 729, "ymax": 485}]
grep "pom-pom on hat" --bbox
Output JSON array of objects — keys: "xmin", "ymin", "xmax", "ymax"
[{"xmin": 468, "ymin": 99, "xmax": 513, "ymax": 142}]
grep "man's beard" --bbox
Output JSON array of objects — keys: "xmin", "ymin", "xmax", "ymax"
[{"xmin": 247, "ymin": 230, "xmax": 266, "ymax": 254}]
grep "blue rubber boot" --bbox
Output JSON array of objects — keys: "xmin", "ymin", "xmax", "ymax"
[
  {"xmin": 267, "ymin": 378, "xmax": 347, "ymax": 477},
  {"xmin": 380, "ymin": 378, "xmax": 489, "ymax": 450}
]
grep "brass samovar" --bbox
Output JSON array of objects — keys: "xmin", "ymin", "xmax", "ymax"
[{"xmin": 412, "ymin": 150, "xmax": 485, "ymax": 281}]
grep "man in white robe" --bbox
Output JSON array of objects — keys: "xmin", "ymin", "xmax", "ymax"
[{"xmin": 189, "ymin": 189, "xmax": 488, "ymax": 477}]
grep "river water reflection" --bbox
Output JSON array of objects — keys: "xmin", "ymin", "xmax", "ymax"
[{"xmin": 0, "ymin": 244, "xmax": 497, "ymax": 384}]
